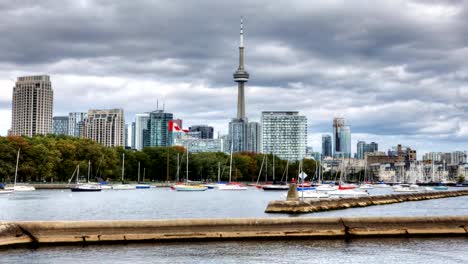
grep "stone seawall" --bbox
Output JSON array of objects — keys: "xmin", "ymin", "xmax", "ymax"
[
  {"xmin": 265, "ymin": 190, "xmax": 468, "ymax": 214},
  {"xmin": 1, "ymin": 216, "xmax": 467, "ymax": 248}
]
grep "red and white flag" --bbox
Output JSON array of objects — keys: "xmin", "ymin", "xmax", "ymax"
[{"xmin": 169, "ymin": 120, "xmax": 189, "ymax": 132}]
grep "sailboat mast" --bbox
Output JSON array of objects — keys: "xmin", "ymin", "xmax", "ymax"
[
  {"xmin": 87, "ymin": 160, "xmax": 91, "ymax": 183},
  {"xmin": 176, "ymin": 153, "xmax": 180, "ymax": 182},
  {"xmin": 256, "ymin": 155, "xmax": 265, "ymax": 185},
  {"xmin": 138, "ymin": 161, "xmax": 141, "ymax": 183},
  {"xmin": 265, "ymin": 155, "xmax": 268, "ymax": 182},
  {"xmin": 121, "ymin": 153, "xmax": 125, "ymax": 183},
  {"xmin": 143, "ymin": 168, "xmax": 146, "ymax": 182},
  {"xmin": 77, "ymin": 165, "xmax": 80, "ymax": 184},
  {"xmin": 186, "ymin": 146, "xmax": 189, "ymax": 183},
  {"xmin": 272, "ymin": 153, "xmax": 275, "ymax": 181},
  {"xmin": 14, "ymin": 148, "xmax": 20, "ymax": 186},
  {"xmin": 217, "ymin": 161, "xmax": 221, "ymax": 183},
  {"xmin": 229, "ymin": 141, "xmax": 233, "ymax": 183}
]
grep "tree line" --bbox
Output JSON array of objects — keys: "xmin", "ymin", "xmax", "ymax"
[{"xmin": 0, "ymin": 135, "xmax": 322, "ymax": 183}]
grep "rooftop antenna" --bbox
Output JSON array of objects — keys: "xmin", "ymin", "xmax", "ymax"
[
  {"xmin": 156, "ymin": 99, "xmax": 159, "ymax": 110},
  {"xmin": 163, "ymin": 101, "xmax": 165, "ymax": 112}
]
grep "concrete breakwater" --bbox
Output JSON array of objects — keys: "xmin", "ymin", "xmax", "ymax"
[
  {"xmin": 266, "ymin": 190, "xmax": 468, "ymax": 214},
  {"xmin": 1, "ymin": 216, "xmax": 467, "ymax": 248}
]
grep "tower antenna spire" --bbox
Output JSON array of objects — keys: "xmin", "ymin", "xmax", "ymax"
[
  {"xmin": 240, "ymin": 16, "xmax": 244, "ymax": 48},
  {"xmin": 233, "ymin": 17, "xmax": 249, "ymax": 120}
]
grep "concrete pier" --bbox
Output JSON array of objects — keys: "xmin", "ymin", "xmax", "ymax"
[
  {"xmin": 1, "ymin": 216, "xmax": 467, "ymax": 248},
  {"xmin": 265, "ymin": 190, "xmax": 468, "ymax": 214}
]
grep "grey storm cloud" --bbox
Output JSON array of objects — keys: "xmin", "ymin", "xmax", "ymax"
[{"xmin": 0, "ymin": 0, "xmax": 467, "ymax": 154}]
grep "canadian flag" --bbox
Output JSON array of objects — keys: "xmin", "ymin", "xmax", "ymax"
[{"xmin": 169, "ymin": 120, "xmax": 189, "ymax": 132}]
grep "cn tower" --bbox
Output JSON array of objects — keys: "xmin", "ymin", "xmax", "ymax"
[{"xmin": 233, "ymin": 18, "xmax": 249, "ymax": 120}]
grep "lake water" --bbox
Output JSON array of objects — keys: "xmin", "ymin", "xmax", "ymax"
[{"xmin": 1, "ymin": 187, "xmax": 467, "ymax": 263}]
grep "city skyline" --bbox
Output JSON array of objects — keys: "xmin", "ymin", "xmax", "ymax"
[{"xmin": 1, "ymin": 1, "xmax": 468, "ymax": 155}]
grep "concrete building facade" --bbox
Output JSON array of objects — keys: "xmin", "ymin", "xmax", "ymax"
[
  {"xmin": 11, "ymin": 75, "xmax": 53, "ymax": 136},
  {"xmin": 261, "ymin": 111, "xmax": 307, "ymax": 161},
  {"xmin": 84, "ymin": 109, "xmax": 125, "ymax": 147}
]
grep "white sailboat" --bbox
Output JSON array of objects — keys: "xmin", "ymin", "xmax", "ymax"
[
  {"xmin": 70, "ymin": 161, "xmax": 102, "ymax": 192},
  {"xmin": 359, "ymin": 158, "xmax": 373, "ymax": 190},
  {"xmin": 172, "ymin": 146, "xmax": 207, "ymax": 191},
  {"xmin": 113, "ymin": 153, "xmax": 135, "ymax": 190},
  {"xmin": 219, "ymin": 137, "xmax": 247, "ymax": 191},
  {"xmin": 6, "ymin": 148, "xmax": 36, "ymax": 192},
  {"xmin": 135, "ymin": 161, "xmax": 151, "ymax": 189}
]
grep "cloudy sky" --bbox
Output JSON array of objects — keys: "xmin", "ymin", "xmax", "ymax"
[{"xmin": 1, "ymin": 0, "xmax": 467, "ymax": 155}]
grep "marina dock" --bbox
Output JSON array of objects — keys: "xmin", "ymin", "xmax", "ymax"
[{"xmin": 266, "ymin": 189, "xmax": 468, "ymax": 214}]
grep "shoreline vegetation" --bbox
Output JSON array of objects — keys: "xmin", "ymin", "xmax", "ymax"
[{"xmin": 0, "ymin": 135, "xmax": 322, "ymax": 184}]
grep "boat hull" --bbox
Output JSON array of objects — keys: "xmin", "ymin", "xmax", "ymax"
[{"xmin": 71, "ymin": 188, "xmax": 102, "ymax": 192}]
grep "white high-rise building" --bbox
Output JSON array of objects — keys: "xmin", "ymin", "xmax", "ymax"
[
  {"xmin": 84, "ymin": 109, "xmax": 125, "ymax": 147},
  {"xmin": 261, "ymin": 111, "xmax": 307, "ymax": 161},
  {"xmin": 68, "ymin": 112, "xmax": 87, "ymax": 137},
  {"xmin": 134, "ymin": 113, "xmax": 149, "ymax": 150},
  {"xmin": 11, "ymin": 75, "xmax": 53, "ymax": 136}
]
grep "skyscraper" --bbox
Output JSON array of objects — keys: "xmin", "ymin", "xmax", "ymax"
[
  {"xmin": 134, "ymin": 113, "xmax": 149, "ymax": 150},
  {"xmin": 261, "ymin": 111, "xmax": 307, "ymax": 161},
  {"xmin": 189, "ymin": 125, "xmax": 214, "ymax": 139},
  {"xmin": 332, "ymin": 118, "xmax": 351, "ymax": 158},
  {"xmin": 357, "ymin": 141, "xmax": 378, "ymax": 159},
  {"xmin": 84, "ymin": 109, "xmax": 125, "ymax": 147},
  {"xmin": 11, "ymin": 75, "xmax": 53, "ymax": 136},
  {"xmin": 146, "ymin": 110, "xmax": 173, "ymax": 147},
  {"xmin": 53, "ymin": 116, "xmax": 69, "ymax": 135},
  {"xmin": 321, "ymin": 135, "xmax": 332, "ymax": 158},
  {"xmin": 229, "ymin": 18, "xmax": 250, "ymax": 153},
  {"xmin": 68, "ymin": 112, "xmax": 87, "ymax": 138},
  {"xmin": 246, "ymin": 122, "xmax": 261, "ymax": 153},
  {"xmin": 124, "ymin": 124, "xmax": 129, "ymax": 147},
  {"xmin": 131, "ymin": 122, "xmax": 136, "ymax": 149}
]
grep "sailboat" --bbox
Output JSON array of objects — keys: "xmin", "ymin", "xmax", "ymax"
[
  {"xmin": 171, "ymin": 147, "xmax": 207, "ymax": 191},
  {"xmin": 70, "ymin": 161, "xmax": 102, "ymax": 192},
  {"xmin": 359, "ymin": 158, "xmax": 373, "ymax": 190},
  {"xmin": 113, "ymin": 153, "xmax": 135, "ymax": 190},
  {"xmin": 262, "ymin": 156, "xmax": 289, "ymax": 191},
  {"xmin": 5, "ymin": 148, "xmax": 36, "ymax": 192},
  {"xmin": 135, "ymin": 162, "xmax": 151, "ymax": 189},
  {"xmin": 327, "ymin": 158, "xmax": 368, "ymax": 198},
  {"xmin": 219, "ymin": 136, "xmax": 247, "ymax": 191}
]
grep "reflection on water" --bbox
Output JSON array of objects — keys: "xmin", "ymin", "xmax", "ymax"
[{"xmin": 1, "ymin": 238, "xmax": 467, "ymax": 264}]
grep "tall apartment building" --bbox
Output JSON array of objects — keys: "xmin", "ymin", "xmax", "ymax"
[
  {"xmin": 146, "ymin": 110, "xmax": 173, "ymax": 147},
  {"xmin": 11, "ymin": 75, "xmax": 53, "ymax": 136},
  {"xmin": 451, "ymin": 151, "xmax": 466, "ymax": 165},
  {"xmin": 261, "ymin": 111, "xmax": 307, "ymax": 161},
  {"xmin": 68, "ymin": 112, "xmax": 87, "ymax": 138},
  {"xmin": 246, "ymin": 122, "xmax": 261, "ymax": 153},
  {"xmin": 332, "ymin": 118, "xmax": 351, "ymax": 158},
  {"xmin": 53, "ymin": 116, "xmax": 69, "ymax": 135},
  {"xmin": 321, "ymin": 134, "xmax": 332, "ymax": 158},
  {"xmin": 83, "ymin": 109, "xmax": 125, "ymax": 147}
]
